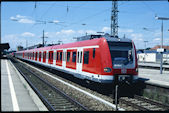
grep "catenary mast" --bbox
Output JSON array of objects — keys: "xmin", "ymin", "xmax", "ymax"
[{"xmin": 110, "ymin": 0, "xmax": 118, "ymax": 38}]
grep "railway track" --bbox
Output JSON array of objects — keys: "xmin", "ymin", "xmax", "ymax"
[
  {"xmin": 10, "ymin": 58, "xmax": 88, "ymax": 111},
  {"xmin": 10, "ymin": 57, "xmax": 169, "ymax": 111},
  {"xmin": 119, "ymin": 95, "xmax": 169, "ymax": 111}
]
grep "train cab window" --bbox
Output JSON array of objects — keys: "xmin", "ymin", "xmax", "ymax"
[
  {"xmin": 84, "ymin": 51, "xmax": 89, "ymax": 64},
  {"xmin": 67, "ymin": 52, "xmax": 70, "ymax": 62},
  {"xmin": 72, "ymin": 52, "xmax": 76, "ymax": 63},
  {"xmin": 108, "ymin": 42, "xmax": 133, "ymax": 65},
  {"xmin": 93, "ymin": 48, "xmax": 95, "ymax": 58},
  {"xmin": 60, "ymin": 52, "xmax": 62, "ymax": 61}
]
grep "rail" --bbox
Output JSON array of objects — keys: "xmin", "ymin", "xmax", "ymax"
[
  {"xmin": 119, "ymin": 95, "xmax": 169, "ymax": 111},
  {"xmin": 10, "ymin": 58, "xmax": 89, "ymax": 111}
]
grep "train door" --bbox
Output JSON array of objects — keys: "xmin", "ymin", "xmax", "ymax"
[
  {"xmin": 62, "ymin": 49, "xmax": 66, "ymax": 69},
  {"xmin": 76, "ymin": 48, "xmax": 83, "ymax": 73},
  {"xmin": 48, "ymin": 51, "xmax": 54, "ymax": 64}
]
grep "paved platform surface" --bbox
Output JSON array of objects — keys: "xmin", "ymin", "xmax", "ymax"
[
  {"xmin": 138, "ymin": 68, "xmax": 169, "ymax": 88},
  {"xmin": 138, "ymin": 62, "xmax": 169, "ymax": 68},
  {"xmin": 1, "ymin": 59, "xmax": 47, "ymax": 111}
]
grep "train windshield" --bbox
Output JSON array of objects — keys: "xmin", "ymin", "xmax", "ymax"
[{"xmin": 107, "ymin": 41, "xmax": 133, "ymax": 65}]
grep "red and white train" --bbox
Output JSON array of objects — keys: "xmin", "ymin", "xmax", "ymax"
[{"xmin": 14, "ymin": 34, "xmax": 138, "ymax": 84}]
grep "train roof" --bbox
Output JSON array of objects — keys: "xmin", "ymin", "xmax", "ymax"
[
  {"xmin": 15, "ymin": 34, "xmax": 133, "ymax": 53},
  {"xmin": 16, "ymin": 37, "xmax": 104, "ymax": 53},
  {"xmin": 76, "ymin": 33, "xmax": 132, "ymax": 42}
]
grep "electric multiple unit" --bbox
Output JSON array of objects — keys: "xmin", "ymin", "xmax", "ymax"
[{"xmin": 14, "ymin": 34, "xmax": 138, "ymax": 84}]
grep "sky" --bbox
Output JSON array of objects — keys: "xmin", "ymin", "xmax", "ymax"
[{"xmin": 1, "ymin": 1, "xmax": 169, "ymax": 51}]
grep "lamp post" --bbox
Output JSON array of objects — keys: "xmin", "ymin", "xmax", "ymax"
[
  {"xmin": 144, "ymin": 41, "xmax": 148, "ymax": 62},
  {"xmin": 155, "ymin": 16, "xmax": 169, "ymax": 74}
]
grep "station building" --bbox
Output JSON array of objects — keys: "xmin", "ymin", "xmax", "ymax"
[{"xmin": 137, "ymin": 45, "xmax": 169, "ymax": 64}]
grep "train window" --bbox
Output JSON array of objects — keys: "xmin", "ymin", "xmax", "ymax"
[
  {"xmin": 93, "ymin": 48, "xmax": 95, "ymax": 58},
  {"xmin": 63, "ymin": 52, "xmax": 65, "ymax": 61},
  {"xmin": 72, "ymin": 52, "xmax": 76, "ymax": 63},
  {"xmin": 43, "ymin": 52, "xmax": 45, "ymax": 59},
  {"xmin": 43, "ymin": 51, "xmax": 46, "ymax": 61},
  {"xmin": 39, "ymin": 52, "xmax": 41, "ymax": 61},
  {"xmin": 77, "ymin": 52, "xmax": 79, "ymax": 63},
  {"xmin": 60, "ymin": 52, "xmax": 62, "ymax": 61},
  {"xmin": 35, "ymin": 52, "xmax": 38, "ymax": 60},
  {"xmin": 57, "ymin": 52, "xmax": 59, "ymax": 60},
  {"xmin": 34, "ymin": 52, "xmax": 36, "ymax": 59},
  {"xmin": 32, "ymin": 52, "xmax": 33, "ymax": 59},
  {"xmin": 64, "ymin": 52, "xmax": 66, "ymax": 61},
  {"xmin": 80, "ymin": 52, "xmax": 82, "ymax": 63},
  {"xmin": 33, "ymin": 52, "xmax": 34, "ymax": 59},
  {"xmin": 84, "ymin": 51, "xmax": 89, "ymax": 64},
  {"xmin": 67, "ymin": 52, "xmax": 70, "ymax": 62},
  {"xmin": 51, "ymin": 52, "xmax": 53, "ymax": 60},
  {"xmin": 48, "ymin": 52, "xmax": 50, "ymax": 60},
  {"xmin": 53, "ymin": 52, "xmax": 56, "ymax": 60}
]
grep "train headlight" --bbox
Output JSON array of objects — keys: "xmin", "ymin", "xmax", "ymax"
[
  {"xmin": 104, "ymin": 68, "xmax": 112, "ymax": 72},
  {"xmin": 136, "ymin": 67, "xmax": 138, "ymax": 73}
]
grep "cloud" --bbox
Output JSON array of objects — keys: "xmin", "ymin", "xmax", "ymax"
[
  {"xmin": 119, "ymin": 28, "xmax": 134, "ymax": 33},
  {"xmin": 61, "ymin": 29, "xmax": 75, "ymax": 34},
  {"xmin": 53, "ymin": 20, "xmax": 60, "ymax": 23},
  {"xmin": 153, "ymin": 38, "xmax": 160, "ymax": 41},
  {"xmin": 77, "ymin": 30, "xmax": 84, "ymax": 34},
  {"xmin": 18, "ymin": 18, "xmax": 35, "ymax": 24},
  {"xmin": 16, "ymin": 14, "xmax": 26, "ymax": 19},
  {"xmin": 2, "ymin": 34, "xmax": 26, "ymax": 50},
  {"xmin": 130, "ymin": 33, "xmax": 143, "ymax": 43},
  {"xmin": 101, "ymin": 27, "xmax": 110, "ymax": 33},
  {"xmin": 85, "ymin": 30, "xmax": 96, "ymax": 34},
  {"xmin": 153, "ymin": 30, "xmax": 161, "ymax": 37},
  {"xmin": 10, "ymin": 14, "xmax": 35, "ymax": 24},
  {"xmin": 10, "ymin": 16, "xmax": 18, "ymax": 21},
  {"xmin": 21, "ymin": 32, "xmax": 35, "ymax": 37},
  {"xmin": 100, "ymin": 27, "xmax": 134, "ymax": 34},
  {"xmin": 43, "ymin": 29, "xmax": 97, "ymax": 44},
  {"xmin": 56, "ymin": 29, "xmax": 75, "ymax": 35},
  {"xmin": 131, "ymin": 33, "xmax": 143, "ymax": 39},
  {"xmin": 77, "ymin": 30, "xmax": 96, "ymax": 35}
]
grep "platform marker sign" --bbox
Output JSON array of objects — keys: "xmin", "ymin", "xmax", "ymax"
[{"xmin": 157, "ymin": 48, "xmax": 165, "ymax": 53}]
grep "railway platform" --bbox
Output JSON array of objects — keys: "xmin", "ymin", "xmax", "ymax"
[
  {"xmin": 138, "ymin": 62, "xmax": 169, "ymax": 69},
  {"xmin": 138, "ymin": 68, "xmax": 169, "ymax": 88},
  {"xmin": 1, "ymin": 58, "xmax": 47, "ymax": 111}
]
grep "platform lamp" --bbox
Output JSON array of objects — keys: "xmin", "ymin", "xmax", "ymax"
[{"xmin": 155, "ymin": 16, "xmax": 169, "ymax": 74}]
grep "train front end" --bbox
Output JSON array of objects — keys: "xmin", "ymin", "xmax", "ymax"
[{"xmin": 106, "ymin": 37, "xmax": 138, "ymax": 84}]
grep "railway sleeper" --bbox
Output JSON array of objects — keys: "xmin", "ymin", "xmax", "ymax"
[
  {"xmin": 51, "ymin": 103, "xmax": 74, "ymax": 106},
  {"xmin": 53, "ymin": 106, "xmax": 77, "ymax": 110}
]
